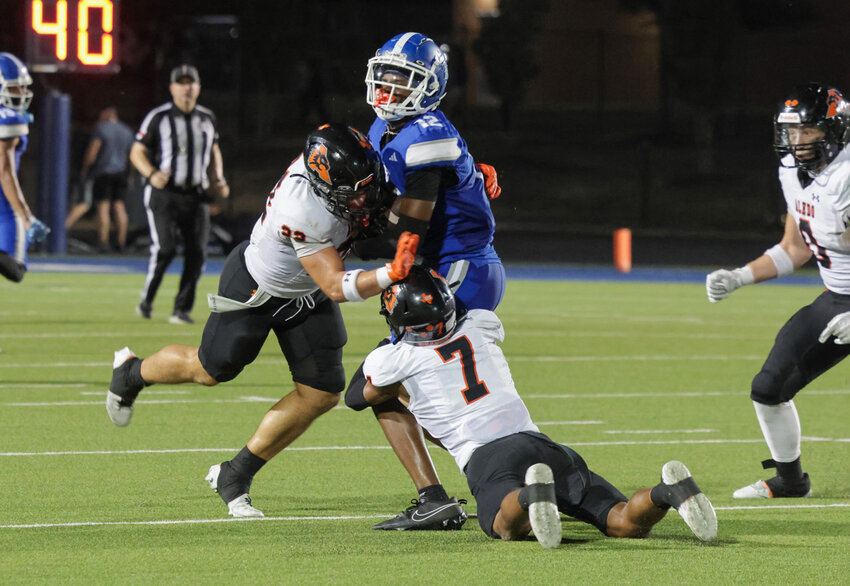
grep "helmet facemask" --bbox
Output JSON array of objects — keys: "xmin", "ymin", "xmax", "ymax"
[
  {"xmin": 0, "ymin": 53, "xmax": 34, "ymax": 114},
  {"xmin": 774, "ymin": 120, "xmax": 844, "ymax": 173},
  {"xmin": 366, "ymin": 54, "xmax": 446, "ymax": 121}
]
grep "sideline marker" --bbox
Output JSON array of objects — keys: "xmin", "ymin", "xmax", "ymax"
[{"xmin": 614, "ymin": 228, "xmax": 632, "ymax": 273}]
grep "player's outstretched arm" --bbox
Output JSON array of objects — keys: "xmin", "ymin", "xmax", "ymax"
[
  {"xmin": 706, "ymin": 215, "xmax": 812, "ymax": 303},
  {"xmin": 302, "ymin": 231, "xmax": 419, "ymax": 303}
]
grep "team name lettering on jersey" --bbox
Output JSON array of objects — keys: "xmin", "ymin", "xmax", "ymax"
[{"xmin": 795, "ymin": 199, "xmax": 816, "ymax": 218}]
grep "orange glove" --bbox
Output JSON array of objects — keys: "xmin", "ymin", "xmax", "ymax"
[
  {"xmin": 476, "ymin": 163, "xmax": 501, "ymax": 199},
  {"xmin": 387, "ymin": 231, "xmax": 419, "ymax": 281}
]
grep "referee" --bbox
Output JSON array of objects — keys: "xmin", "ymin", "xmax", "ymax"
[{"xmin": 130, "ymin": 64, "xmax": 229, "ymax": 324}]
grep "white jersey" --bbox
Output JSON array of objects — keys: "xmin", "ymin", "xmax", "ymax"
[
  {"xmin": 244, "ymin": 156, "xmax": 354, "ymax": 298},
  {"xmin": 363, "ymin": 309, "xmax": 538, "ymax": 473},
  {"xmin": 779, "ymin": 145, "xmax": 850, "ymax": 294}
]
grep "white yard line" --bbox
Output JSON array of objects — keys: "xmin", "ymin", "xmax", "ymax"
[
  {"xmin": 2, "ymin": 504, "xmax": 848, "ymax": 530},
  {"xmin": 603, "ymin": 429, "xmax": 716, "ymax": 435},
  {"xmin": 3, "ymin": 436, "xmax": 848, "ymax": 457}
]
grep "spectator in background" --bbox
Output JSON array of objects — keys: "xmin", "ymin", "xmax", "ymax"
[
  {"xmin": 66, "ymin": 106, "xmax": 135, "ymax": 252},
  {"xmin": 130, "ymin": 64, "xmax": 229, "ymax": 325}
]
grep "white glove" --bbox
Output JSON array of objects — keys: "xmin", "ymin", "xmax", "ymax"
[
  {"xmin": 706, "ymin": 267, "xmax": 753, "ymax": 303},
  {"xmin": 818, "ymin": 311, "xmax": 850, "ymax": 344}
]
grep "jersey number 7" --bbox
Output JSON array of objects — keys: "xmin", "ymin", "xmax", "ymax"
[{"xmin": 435, "ymin": 336, "xmax": 490, "ymax": 404}]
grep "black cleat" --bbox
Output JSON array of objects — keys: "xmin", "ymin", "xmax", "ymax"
[
  {"xmin": 373, "ymin": 497, "xmax": 468, "ymax": 531},
  {"xmin": 136, "ymin": 301, "xmax": 152, "ymax": 319}
]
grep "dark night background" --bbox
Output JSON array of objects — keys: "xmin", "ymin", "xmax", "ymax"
[{"xmin": 3, "ymin": 0, "xmax": 850, "ymax": 266}]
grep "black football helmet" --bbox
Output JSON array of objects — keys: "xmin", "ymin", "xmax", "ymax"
[
  {"xmin": 302, "ymin": 123, "xmax": 383, "ymax": 222},
  {"xmin": 380, "ymin": 265, "xmax": 457, "ymax": 344},
  {"xmin": 774, "ymin": 83, "xmax": 850, "ymax": 172}
]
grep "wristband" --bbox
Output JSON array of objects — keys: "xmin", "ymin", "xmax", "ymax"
[
  {"xmin": 764, "ymin": 244, "xmax": 794, "ymax": 277},
  {"xmin": 341, "ymin": 269, "xmax": 365, "ymax": 302},
  {"xmin": 375, "ymin": 265, "xmax": 393, "ymax": 289},
  {"xmin": 147, "ymin": 169, "xmax": 156, "ymax": 180},
  {"xmin": 734, "ymin": 266, "xmax": 755, "ymax": 286}
]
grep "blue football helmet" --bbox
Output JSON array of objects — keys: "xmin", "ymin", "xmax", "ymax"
[
  {"xmin": 0, "ymin": 52, "xmax": 33, "ymax": 114},
  {"xmin": 366, "ymin": 32, "xmax": 448, "ymax": 122}
]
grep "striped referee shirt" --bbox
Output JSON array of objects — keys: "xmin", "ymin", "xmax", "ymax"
[{"xmin": 135, "ymin": 102, "xmax": 219, "ymax": 191}]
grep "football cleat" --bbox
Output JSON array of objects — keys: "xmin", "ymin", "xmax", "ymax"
[
  {"xmin": 106, "ymin": 347, "xmax": 142, "ymax": 427},
  {"xmin": 372, "ymin": 497, "xmax": 467, "ymax": 530},
  {"xmin": 524, "ymin": 463, "xmax": 562, "ymax": 549},
  {"xmin": 733, "ymin": 474, "xmax": 812, "ymax": 499},
  {"xmin": 136, "ymin": 301, "xmax": 152, "ymax": 319},
  {"xmin": 168, "ymin": 311, "xmax": 194, "ymax": 325},
  {"xmin": 661, "ymin": 460, "xmax": 717, "ymax": 542},
  {"xmin": 205, "ymin": 464, "xmax": 264, "ymax": 518}
]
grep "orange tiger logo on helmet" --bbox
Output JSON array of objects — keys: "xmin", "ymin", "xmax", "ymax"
[
  {"xmin": 826, "ymin": 89, "xmax": 848, "ymax": 118},
  {"xmin": 382, "ymin": 285, "xmax": 400, "ymax": 313},
  {"xmin": 307, "ymin": 144, "xmax": 332, "ymax": 185}
]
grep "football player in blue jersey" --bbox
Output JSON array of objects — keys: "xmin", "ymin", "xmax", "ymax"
[
  {"xmin": 0, "ymin": 52, "xmax": 49, "ymax": 284},
  {"xmin": 345, "ymin": 32, "xmax": 505, "ymax": 530}
]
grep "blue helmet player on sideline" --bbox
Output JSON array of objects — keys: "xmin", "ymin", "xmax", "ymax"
[
  {"xmin": 0, "ymin": 52, "xmax": 49, "ymax": 285},
  {"xmin": 344, "ymin": 32, "xmax": 505, "ymax": 531},
  {"xmin": 348, "ymin": 267, "xmax": 717, "ymax": 547}
]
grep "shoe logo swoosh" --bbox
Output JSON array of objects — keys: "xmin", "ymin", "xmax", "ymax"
[{"xmin": 410, "ymin": 503, "xmax": 456, "ymax": 523}]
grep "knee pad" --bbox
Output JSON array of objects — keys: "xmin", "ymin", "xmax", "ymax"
[
  {"xmin": 344, "ymin": 362, "xmax": 370, "ymax": 411},
  {"xmin": 291, "ymin": 348, "xmax": 345, "ymax": 393},
  {"xmin": 751, "ymin": 369, "xmax": 803, "ymax": 405}
]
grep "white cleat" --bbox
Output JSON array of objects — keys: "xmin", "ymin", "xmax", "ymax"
[
  {"xmin": 732, "ymin": 479, "xmax": 812, "ymax": 499},
  {"xmin": 106, "ymin": 347, "xmax": 137, "ymax": 427},
  {"xmin": 525, "ymin": 463, "xmax": 561, "ymax": 549},
  {"xmin": 662, "ymin": 460, "xmax": 717, "ymax": 542},
  {"xmin": 733, "ymin": 480, "xmax": 772, "ymax": 499},
  {"xmin": 206, "ymin": 464, "xmax": 264, "ymax": 518},
  {"xmin": 226, "ymin": 494, "xmax": 264, "ymax": 518}
]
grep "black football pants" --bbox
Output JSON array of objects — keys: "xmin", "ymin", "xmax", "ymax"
[{"xmin": 140, "ymin": 185, "xmax": 210, "ymax": 313}]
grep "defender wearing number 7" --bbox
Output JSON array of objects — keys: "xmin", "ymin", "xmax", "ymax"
[{"xmin": 705, "ymin": 83, "xmax": 850, "ymax": 499}]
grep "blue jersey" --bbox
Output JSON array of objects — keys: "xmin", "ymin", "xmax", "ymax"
[
  {"xmin": 0, "ymin": 106, "xmax": 29, "ymax": 219},
  {"xmin": 0, "ymin": 106, "xmax": 30, "ymax": 263},
  {"xmin": 368, "ymin": 110, "xmax": 499, "ymax": 265}
]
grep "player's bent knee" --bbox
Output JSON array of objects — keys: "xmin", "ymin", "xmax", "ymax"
[{"xmin": 751, "ymin": 371, "xmax": 790, "ymax": 405}]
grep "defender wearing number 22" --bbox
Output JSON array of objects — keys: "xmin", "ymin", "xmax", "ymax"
[
  {"xmin": 706, "ymin": 83, "xmax": 850, "ymax": 499},
  {"xmin": 106, "ymin": 124, "xmax": 419, "ymax": 518}
]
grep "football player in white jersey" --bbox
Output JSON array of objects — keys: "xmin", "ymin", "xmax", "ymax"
[
  {"xmin": 706, "ymin": 83, "xmax": 850, "ymax": 499},
  {"xmin": 105, "ymin": 124, "xmax": 419, "ymax": 517},
  {"xmin": 347, "ymin": 267, "xmax": 717, "ymax": 547}
]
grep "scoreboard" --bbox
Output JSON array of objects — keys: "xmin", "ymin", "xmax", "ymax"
[{"xmin": 25, "ymin": 0, "xmax": 120, "ymax": 73}]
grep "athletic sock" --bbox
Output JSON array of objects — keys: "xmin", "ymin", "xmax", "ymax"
[
  {"xmin": 230, "ymin": 446, "xmax": 267, "ymax": 479},
  {"xmin": 649, "ymin": 483, "xmax": 673, "ymax": 510},
  {"xmin": 216, "ymin": 447, "xmax": 267, "ymax": 502},
  {"xmin": 418, "ymin": 484, "xmax": 449, "ymax": 503},
  {"xmin": 753, "ymin": 400, "xmax": 801, "ymax": 463},
  {"xmin": 774, "ymin": 457, "xmax": 804, "ymax": 483}
]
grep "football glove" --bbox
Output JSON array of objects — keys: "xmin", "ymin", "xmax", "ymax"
[
  {"xmin": 818, "ymin": 311, "xmax": 850, "ymax": 344},
  {"xmin": 706, "ymin": 267, "xmax": 753, "ymax": 303},
  {"xmin": 26, "ymin": 217, "xmax": 51, "ymax": 244},
  {"xmin": 476, "ymin": 163, "xmax": 501, "ymax": 199},
  {"xmin": 387, "ymin": 231, "xmax": 419, "ymax": 281}
]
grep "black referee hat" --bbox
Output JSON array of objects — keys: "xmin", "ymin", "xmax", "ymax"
[{"xmin": 170, "ymin": 64, "xmax": 200, "ymax": 84}]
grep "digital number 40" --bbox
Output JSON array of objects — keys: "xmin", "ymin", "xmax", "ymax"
[{"xmin": 32, "ymin": 0, "xmax": 115, "ymax": 66}]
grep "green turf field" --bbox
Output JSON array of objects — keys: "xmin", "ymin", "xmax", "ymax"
[{"xmin": 1, "ymin": 270, "xmax": 848, "ymax": 584}]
